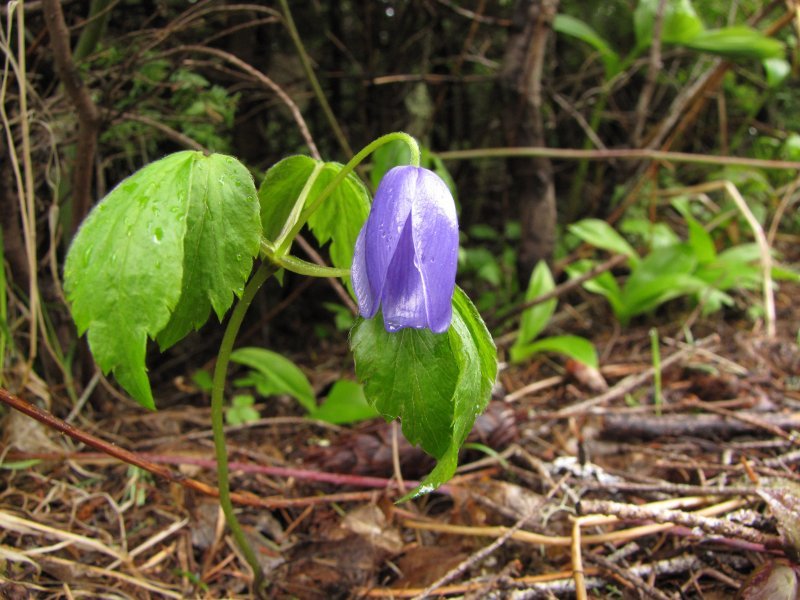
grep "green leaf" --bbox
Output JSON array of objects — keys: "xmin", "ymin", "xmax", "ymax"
[
  {"xmin": 65, "ymin": 151, "xmax": 239, "ymax": 410},
  {"xmin": 306, "ymin": 163, "xmax": 371, "ymax": 290},
  {"xmin": 226, "ymin": 394, "xmax": 260, "ymax": 426},
  {"xmin": 258, "ymin": 158, "xmax": 370, "ymax": 295},
  {"xmin": 635, "ymin": 0, "xmax": 703, "ymax": 48},
  {"xmin": 351, "ymin": 317, "xmax": 458, "ymax": 459},
  {"xmin": 568, "ymin": 219, "xmax": 640, "ymax": 266},
  {"xmin": 672, "ymin": 199, "xmax": 716, "ymax": 263},
  {"xmin": 258, "ymin": 155, "xmax": 319, "ymax": 243},
  {"xmin": 451, "ymin": 287, "xmax": 497, "ymax": 406},
  {"xmin": 401, "ymin": 288, "xmax": 496, "ymax": 500},
  {"xmin": 510, "ymin": 335, "xmax": 598, "ymax": 367},
  {"xmin": 554, "ymin": 14, "xmax": 621, "ymax": 77},
  {"xmin": 351, "ymin": 287, "xmax": 496, "ymax": 499},
  {"xmin": 764, "ymin": 58, "xmax": 791, "ymax": 88},
  {"xmin": 565, "ymin": 259, "xmax": 625, "ymax": 318},
  {"xmin": 156, "ymin": 154, "xmax": 261, "ymax": 349},
  {"xmin": 681, "ymin": 27, "xmax": 784, "ymax": 60},
  {"xmin": 514, "ymin": 260, "xmax": 556, "ymax": 348},
  {"xmin": 370, "ymin": 140, "xmax": 412, "ymax": 189},
  {"xmin": 309, "ymin": 380, "xmax": 379, "ymax": 424},
  {"xmin": 230, "ymin": 347, "xmax": 316, "ymax": 413}
]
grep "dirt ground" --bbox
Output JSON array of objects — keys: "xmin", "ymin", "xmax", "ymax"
[{"xmin": 1, "ymin": 270, "xmax": 799, "ymax": 599}]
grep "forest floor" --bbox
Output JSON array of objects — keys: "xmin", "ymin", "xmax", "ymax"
[{"xmin": 1, "ymin": 264, "xmax": 799, "ymax": 599}]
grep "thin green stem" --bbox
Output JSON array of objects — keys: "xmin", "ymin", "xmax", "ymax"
[
  {"xmin": 650, "ymin": 328, "xmax": 662, "ymax": 417},
  {"xmin": 273, "ymin": 161, "xmax": 324, "ymax": 253},
  {"xmin": 276, "ymin": 132, "xmax": 420, "ymax": 256},
  {"xmin": 211, "ymin": 262, "xmax": 277, "ymax": 594},
  {"xmin": 277, "ymin": 0, "xmax": 352, "ymax": 158}
]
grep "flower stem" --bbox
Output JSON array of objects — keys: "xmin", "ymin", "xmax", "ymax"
[
  {"xmin": 275, "ymin": 132, "xmax": 420, "ymax": 256},
  {"xmin": 211, "ymin": 261, "xmax": 277, "ymax": 594}
]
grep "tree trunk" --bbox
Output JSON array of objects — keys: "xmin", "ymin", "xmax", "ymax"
[{"xmin": 500, "ymin": 0, "xmax": 559, "ymax": 277}]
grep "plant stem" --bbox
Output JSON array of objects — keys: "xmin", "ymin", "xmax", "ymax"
[
  {"xmin": 277, "ymin": 0, "xmax": 352, "ymax": 158},
  {"xmin": 649, "ymin": 328, "xmax": 662, "ymax": 416},
  {"xmin": 211, "ymin": 261, "xmax": 277, "ymax": 594},
  {"xmin": 276, "ymin": 132, "xmax": 420, "ymax": 256},
  {"xmin": 436, "ymin": 146, "xmax": 800, "ymax": 171}
]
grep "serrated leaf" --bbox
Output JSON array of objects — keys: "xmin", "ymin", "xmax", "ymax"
[
  {"xmin": 510, "ymin": 334, "xmax": 598, "ymax": 367},
  {"xmin": 65, "ymin": 152, "xmax": 197, "ymax": 409},
  {"xmin": 758, "ymin": 479, "xmax": 800, "ymax": 561},
  {"xmin": 399, "ymin": 288, "xmax": 496, "ymax": 500},
  {"xmin": 156, "ymin": 154, "xmax": 261, "ymax": 349},
  {"xmin": 258, "ymin": 155, "xmax": 319, "ymax": 242},
  {"xmin": 258, "ymin": 158, "xmax": 370, "ymax": 295},
  {"xmin": 514, "ymin": 260, "xmax": 556, "ymax": 349},
  {"xmin": 65, "ymin": 151, "xmax": 261, "ymax": 409},
  {"xmin": 348, "ymin": 286, "xmax": 496, "ymax": 501},
  {"xmin": 230, "ymin": 347, "xmax": 316, "ymax": 414},
  {"xmin": 306, "ymin": 163, "xmax": 371, "ymax": 289},
  {"xmin": 351, "ymin": 316, "xmax": 458, "ymax": 459}
]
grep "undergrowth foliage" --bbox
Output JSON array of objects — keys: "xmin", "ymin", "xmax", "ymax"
[
  {"xmin": 4, "ymin": 0, "xmax": 800, "ymax": 595},
  {"xmin": 63, "ymin": 133, "xmax": 497, "ymax": 499}
]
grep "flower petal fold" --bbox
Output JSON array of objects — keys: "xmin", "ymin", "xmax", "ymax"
[
  {"xmin": 351, "ymin": 165, "xmax": 458, "ymax": 333},
  {"xmin": 410, "ymin": 169, "xmax": 458, "ymax": 333}
]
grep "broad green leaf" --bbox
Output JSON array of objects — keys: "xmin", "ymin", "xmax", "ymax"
[
  {"xmin": 635, "ymin": 0, "xmax": 703, "ymax": 48},
  {"xmin": 568, "ymin": 219, "xmax": 640, "ymax": 266},
  {"xmin": 306, "ymin": 163, "xmax": 371, "ymax": 289},
  {"xmin": 351, "ymin": 287, "xmax": 496, "ymax": 499},
  {"xmin": 351, "ymin": 316, "xmax": 458, "ymax": 459},
  {"xmin": 230, "ymin": 347, "xmax": 316, "ymax": 413},
  {"xmin": 451, "ymin": 286, "xmax": 497, "ymax": 406},
  {"xmin": 258, "ymin": 155, "xmax": 319, "ymax": 242},
  {"xmin": 156, "ymin": 154, "xmax": 261, "ymax": 349},
  {"xmin": 309, "ymin": 380, "xmax": 379, "ymax": 424},
  {"xmin": 682, "ymin": 27, "xmax": 784, "ymax": 61},
  {"xmin": 65, "ymin": 152, "xmax": 195, "ymax": 409},
  {"xmin": 400, "ymin": 288, "xmax": 496, "ymax": 500},
  {"xmin": 510, "ymin": 335, "xmax": 597, "ymax": 367},
  {"xmin": 514, "ymin": 260, "xmax": 556, "ymax": 348},
  {"xmin": 554, "ymin": 14, "xmax": 621, "ymax": 77}
]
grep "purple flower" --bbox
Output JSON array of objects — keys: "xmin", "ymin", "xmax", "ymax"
[{"xmin": 352, "ymin": 166, "xmax": 459, "ymax": 333}]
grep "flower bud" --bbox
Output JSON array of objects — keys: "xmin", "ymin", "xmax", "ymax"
[{"xmin": 351, "ymin": 166, "xmax": 458, "ymax": 333}]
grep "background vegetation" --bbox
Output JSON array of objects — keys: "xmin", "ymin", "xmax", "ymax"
[{"xmin": 1, "ymin": 0, "xmax": 799, "ymax": 597}]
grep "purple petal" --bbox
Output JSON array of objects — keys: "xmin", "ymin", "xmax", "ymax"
[
  {"xmin": 362, "ymin": 167, "xmax": 415, "ymax": 309},
  {"xmin": 380, "ymin": 216, "xmax": 427, "ymax": 331},
  {"xmin": 351, "ymin": 226, "xmax": 378, "ymax": 317},
  {"xmin": 411, "ymin": 169, "xmax": 458, "ymax": 333}
]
